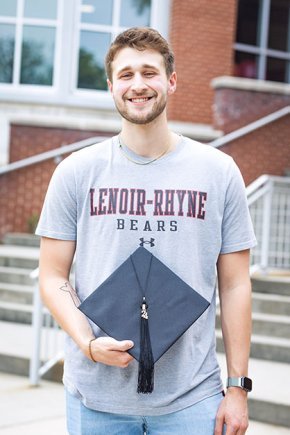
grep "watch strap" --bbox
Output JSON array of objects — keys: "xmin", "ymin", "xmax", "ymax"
[{"xmin": 226, "ymin": 376, "xmax": 252, "ymax": 392}]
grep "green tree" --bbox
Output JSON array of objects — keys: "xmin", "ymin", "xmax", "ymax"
[
  {"xmin": 0, "ymin": 37, "xmax": 14, "ymax": 83},
  {"xmin": 78, "ymin": 48, "xmax": 107, "ymax": 91},
  {"xmin": 20, "ymin": 40, "xmax": 53, "ymax": 85},
  {"xmin": 134, "ymin": 0, "xmax": 151, "ymax": 14}
]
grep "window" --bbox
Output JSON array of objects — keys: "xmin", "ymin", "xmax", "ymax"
[
  {"xmin": 76, "ymin": 0, "xmax": 151, "ymax": 91},
  {"xmin": 0, "ymin": 0, "xmax": 59, "ymax": 87},
  {"xmin": 234, "ymin": 0, "xmax": 290, "ymax": 83}
]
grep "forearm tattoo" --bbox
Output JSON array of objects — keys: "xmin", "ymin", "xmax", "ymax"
[{"xmin": 59, "ymin": 281, "xmax": 80, "ymax": 307}]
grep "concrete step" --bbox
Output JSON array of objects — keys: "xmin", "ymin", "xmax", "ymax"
[
  {"xmin": 248, "ymin": 422, "xmax": 290, "ymax": 434},
  {"xmin": 216, "ymin": 311, "xmax": 290, "ymax": 339},
  {"xmin": 0, "ymin": 266, "xmax": 34, "ymax": 285},
  {"xmin": 0, "ymin": 301, "xmax": 33, "ymax": 323},
  {"xmin": 0, "ymin": 282, "xmax": 34, "ymax": 304},
  {"xmin": 252, "ymin": 274, "xmax": 290, "ymax": 296},
  {"xmin": 252, "ymin": 292, "xmax": 290, "ymax": 316},
  {"xmin": 0, "ymin": 321, "xmax": 64, "ymax": 382},
  {"xmin": 0, "ymin": 300, "xmax": 53, "ymax": 325},
  {"xmin": 0, "ymin": 244, "xmax": 39, "ymax": 269},
  {"xmin": 2, "ymin": 232, "xmax": 40, "ymax": 247},
  {"xmin": 217, "ymin": 353, "xmax": 290, "ymax": 428},
  {"xmin": 216, "ymin": 330, "xmax": 290, "ymax": 364}
]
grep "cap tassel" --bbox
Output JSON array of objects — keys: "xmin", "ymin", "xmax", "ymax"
[{"xmin": 137, "ymin": 297, "xmax": 154, "ymax": 394}]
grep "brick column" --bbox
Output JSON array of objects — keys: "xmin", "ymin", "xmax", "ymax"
[{"xmin": 168, "ymin": 0, "xmax": 237, "ymax": 124}]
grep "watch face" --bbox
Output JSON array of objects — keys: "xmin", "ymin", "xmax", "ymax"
[{"xmin": 242, "ymin": 377, "xmax": 252, "ymax": 391}]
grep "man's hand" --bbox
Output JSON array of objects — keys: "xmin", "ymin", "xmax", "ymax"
[
  {"xmin": 215, "ymin": 389, "xmax": 249, "ymax": 434},
  {"xmin": 89, "ymin": 337, "xmax": 134, "ymax": 368}
]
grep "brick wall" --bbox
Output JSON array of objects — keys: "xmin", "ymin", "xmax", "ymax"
[
  {"xmin": 219, "ymin": 114, "xmax": 290, "ymax": 185},
  {"xmin": 9, "ymin": 124, "xmax": 109, "ymax": 162},
  {"xmin": 0, "ymin": 125, "xmax": 112, "ymax": 239},
  {"xmin": 0, "ymin": 160, "xmax": 55, "ymax": 238},
  {"xmin": 213, "ymin": 87, "xmax": 290, "ymax": 133},
  {"xmin": 168, "ymin": 0, "xmax": 237, "ymax": 124}
]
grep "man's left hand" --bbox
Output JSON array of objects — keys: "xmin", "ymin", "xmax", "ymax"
[{"xmin": 214, "ymin": 388, "xmax": 249, "ymax": 434}]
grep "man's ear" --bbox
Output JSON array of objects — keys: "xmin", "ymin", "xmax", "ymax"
[
  {"xmin": 107, "ymin": 78, "xmax": 113, "ymax": 93},
  {"xmin": 167, "ymin": 72, "xmax": 177, "ymax": 95}
]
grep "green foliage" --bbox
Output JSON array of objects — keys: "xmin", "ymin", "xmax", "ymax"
[
  {"xmin": 0, "ymin": 37, "xmax": 14, "ymax": 83},
  {"xmin": 78, "ymin": 48, "xmax": 107, "ymax": 91},
  {"xmin": 134, "ymin": 0, "xmax": 151, "ymax": 15},
  {"xmin": 27, "ymin": 213, "xmax": 39, "ymax": 234},
  {"xmin": 20, "ymin": 40, "xmax": 53, "ymax": 85}
]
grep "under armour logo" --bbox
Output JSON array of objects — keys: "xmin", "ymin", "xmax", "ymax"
[{"xmin": 139, "ymin": 238, "xmax": 155, "ymax": 247}]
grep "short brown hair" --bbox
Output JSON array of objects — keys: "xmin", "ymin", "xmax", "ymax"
[{"xmin": 105, "ymin": 27, "xmax": 175, "ymax": 81}]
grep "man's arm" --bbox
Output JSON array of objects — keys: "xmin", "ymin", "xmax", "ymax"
[
  {"xmin": 38, "ymin": 236, "xmax": 134, "ymax": 367},
  {"xmin": 214, "ymin": 249, "xmax": 251, "ymax": 435}
]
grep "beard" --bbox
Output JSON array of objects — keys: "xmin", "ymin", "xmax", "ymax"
[{"xmin": 114, "ymin": 93, "xmax": 167, "ymax": 125}]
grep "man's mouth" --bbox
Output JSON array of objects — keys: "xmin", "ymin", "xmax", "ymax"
[{"xmin": 128, "ymin": 97, "xmax": 153, "ymax": 103}]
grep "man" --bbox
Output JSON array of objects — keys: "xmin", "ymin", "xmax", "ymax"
[{"xmin": 36, "ymin": 27, "xmax": 256, "ymax": 434}]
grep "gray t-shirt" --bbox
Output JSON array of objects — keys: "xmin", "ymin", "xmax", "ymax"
[{"xmin": 36, "ymin": 135, "xmax": 256, "ymax": 416}]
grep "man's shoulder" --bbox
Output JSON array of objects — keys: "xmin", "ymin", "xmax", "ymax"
[
  {"xmin": 182, "ymin": 136, "xmax": 233, "ymax": 166},
  {"xmin": 56, "ymin": 136, "xmax": 114, "ymax": 171},
  {"xmin": 71, "ymin": 136, "xmax": 114, "ymax": 160}
]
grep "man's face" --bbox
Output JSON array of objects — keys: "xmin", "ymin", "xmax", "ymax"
[{"xmin": 107, "ymin": 47, "xmax": 176, "ymax": 125}]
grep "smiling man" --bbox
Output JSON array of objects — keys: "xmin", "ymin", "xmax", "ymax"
[{"xmin": 36, "ymin": 28, "xmax": 256, "ymax": 434}]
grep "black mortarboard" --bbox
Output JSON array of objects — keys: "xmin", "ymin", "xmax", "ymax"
[{"xmin": 78, "ymin": 247, "xmax": 210, "ymax": 393}]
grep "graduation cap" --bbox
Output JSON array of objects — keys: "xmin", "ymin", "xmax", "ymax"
[{"xmin": 78, "ymin": 247, "xmax": 210, "ymax": 394}]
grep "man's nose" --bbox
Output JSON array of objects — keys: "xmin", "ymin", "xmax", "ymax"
[{"xmin": 130, "ymin": 73, "xmax": 147, "ymax": 92}]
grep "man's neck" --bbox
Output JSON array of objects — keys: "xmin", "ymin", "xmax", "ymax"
[{"xmin": 120, "ymin": 116, "xmax": 179, "ymax": 158}]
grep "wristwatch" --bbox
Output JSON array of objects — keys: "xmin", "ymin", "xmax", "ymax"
[{"xmin": 226, "ymin": 377, "xmax": 252, "ymax": 392}]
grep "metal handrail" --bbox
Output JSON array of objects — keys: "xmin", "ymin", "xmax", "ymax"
[
  {"xmin": 248, "ymin": 175, "xmax": 290, "ymax": 271},
  {"xmin": 29, "ymin": 266, "xmax": 65, "ymax": 386},
  {"xmin": 246, "ymin": 174, "xmax": 290, "ymax": 196},
  {"xmin": 209, "ymin": 105, "xmax": 290, "ymax": 149},
  {"xmin": 0, "ymin": 136, "xmax": 108, "ymax": 175}
]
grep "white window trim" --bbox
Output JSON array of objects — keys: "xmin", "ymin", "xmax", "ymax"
[
  {"xmin": 0, "ymin": 0, "xmax": 61, "ymax": 89},
  {"xmin": 0, "ymin": 0, "xmax": 171, "ymax": 110}
]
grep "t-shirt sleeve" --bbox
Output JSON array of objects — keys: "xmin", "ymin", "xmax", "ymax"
[
  {"xmin": 220, "ymin": 159, "xmax": 257, "ymax": 254},
  {"xmin": 35, "ymin": 155, "xmax": 77, "ymax": 240}
]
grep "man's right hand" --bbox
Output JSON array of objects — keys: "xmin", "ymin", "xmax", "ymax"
[{"xmin": 89, "ymin": 337, "xmax": 134, "ymax": 368}]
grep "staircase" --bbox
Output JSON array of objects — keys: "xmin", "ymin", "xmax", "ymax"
[
  {"xmin": 0, "ymin": 233, "xmax": 63, "ymax": 381},
  {"xmin": 1, "ymin": 234, "xmax": 290, "ymax": 428},
  {"xmin": 216, "ymin": 271, "xmax": 290, "ymax": 428},
  {"xmin": 0, "ymin": 233, "xmax": 40, "ymax": 318}
]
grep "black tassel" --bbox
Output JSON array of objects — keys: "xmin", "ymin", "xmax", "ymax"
[{"xmin": 137, "ymin": 297, "xmax": 154, "ymax": 393}]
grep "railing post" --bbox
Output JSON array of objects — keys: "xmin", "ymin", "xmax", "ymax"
[
  {"xmin": 29, "ymin": 273, "xmax": 43, "ymax": 386},
  {"xmin": 260, "ymin": 179, "xmax": 273, "ymax": 271}
]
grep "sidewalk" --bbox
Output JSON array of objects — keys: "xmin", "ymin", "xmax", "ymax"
[
  {"xmin": 1, "ymin": 372, "xmax": 290, "ymax": 434},
  {"xmin": 0, "ymin": 373, "xmax": 66, "ymax": 435}
]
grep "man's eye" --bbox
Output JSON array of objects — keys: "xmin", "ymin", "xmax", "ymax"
[
  {"xmin": 120, "ymin": 73, "xmax": 132, "ymax": 79},
  {"xmin": 144, "ymin": 72, "xmax": 155, "ymax": 77}
]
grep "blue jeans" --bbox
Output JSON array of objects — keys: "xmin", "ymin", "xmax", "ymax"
[{"xmin": 66, "ymin": 390, "xmax": 225, "ymax": 434}]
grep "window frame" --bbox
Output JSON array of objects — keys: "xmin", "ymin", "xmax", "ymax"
[
  {"xmin": 234, "ymin": 0, "xmax": 290, "ymax": 83},
  {"xmin": 0, "ymin": 0, "xmax": 62, "ymax": 90}
]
